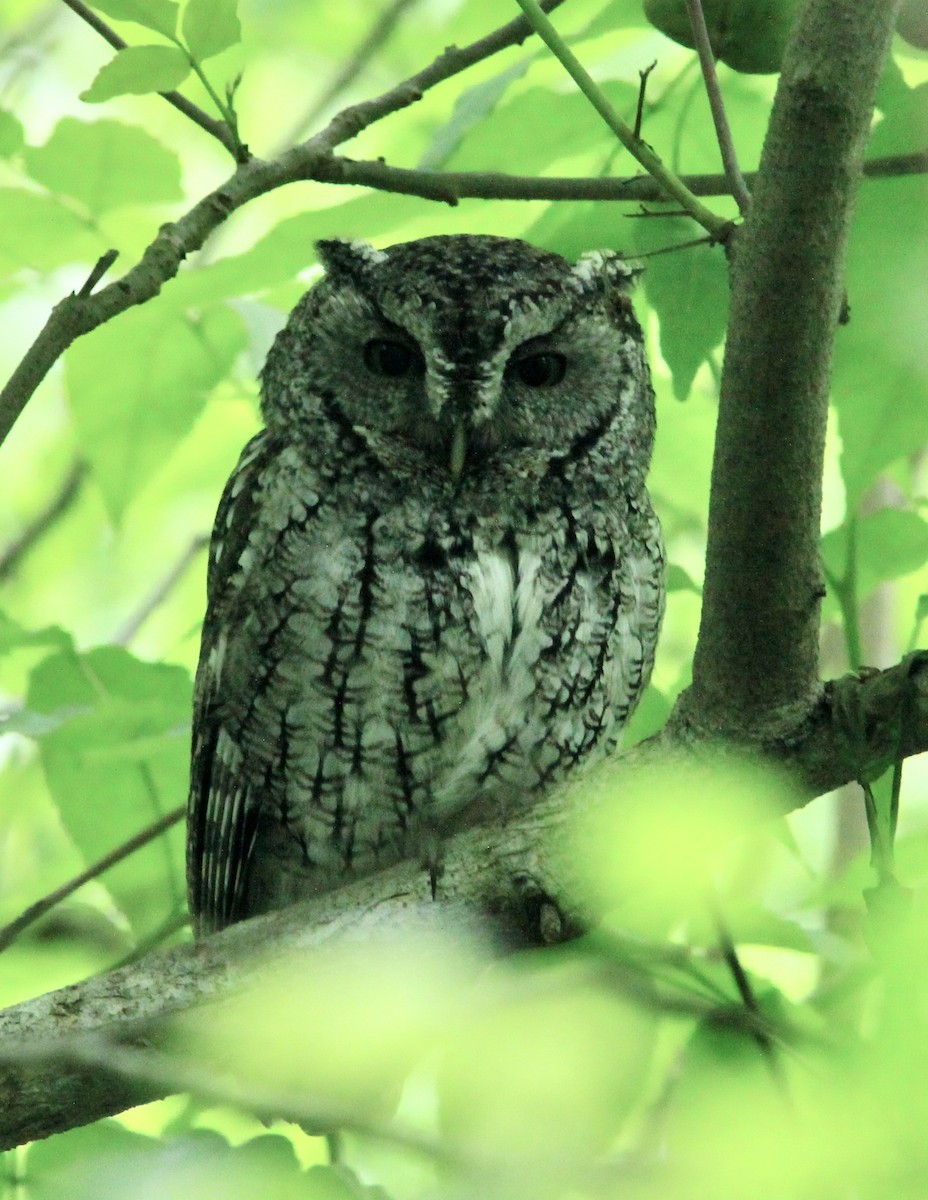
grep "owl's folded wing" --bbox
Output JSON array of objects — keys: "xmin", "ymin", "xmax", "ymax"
[{"xmin": 187, "ymin": 431, "xmax": 276, "ymax": 935}]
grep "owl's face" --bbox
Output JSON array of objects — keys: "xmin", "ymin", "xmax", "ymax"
[{"xmin": 261, "ymin": 234, "xmax": 654, "ymax": 489}]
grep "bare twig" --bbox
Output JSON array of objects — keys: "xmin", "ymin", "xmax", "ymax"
[
  {"xmin": 59, "ymin": 0, "xmax": 241, "ymax": 159},
  {"xmin": 513, "ymin": 0, "xmax": 732, "ymax": 238},
  {"xmin": 633, "ymin": 60, "xmax": 657, "ymax": 140},
  {"xmin": 76, "ymin": 249, "xmax": 119, "ymax": 297},
  {"xmin": 0, "ymin": 805, "xmax": 185, "ymax": 954},
  {"xmin": 685, "ymin": 0, "xmax": 752, "ymax": 214},
  {"xmin": 0, "ymin": 462, "xmax": 87, "ymax": 581},
  {"xmin": 115, "ymin": 533, "xmax": 210, "ymax": 645}
]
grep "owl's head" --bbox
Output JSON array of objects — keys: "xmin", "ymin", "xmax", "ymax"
[{"xmin": 261, "ymin": 234, "xmax": 654, "ymax": 490}]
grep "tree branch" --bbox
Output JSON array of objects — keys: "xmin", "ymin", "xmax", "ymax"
[
  {"xmin": 1, "ymin": 651, "xmax": 926, "ymax": 1150},
  {"xmin": 0, "ymin": 0, "xmax": 568, "ymax": 452},
  {"xmin": 679, "ymin": 0, "xmax": 904, "ymax": 737}
]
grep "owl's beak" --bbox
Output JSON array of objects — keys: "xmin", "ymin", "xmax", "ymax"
[{"xmin": 450, "ymin": 424, "xmax": 467, "ymax": 480}]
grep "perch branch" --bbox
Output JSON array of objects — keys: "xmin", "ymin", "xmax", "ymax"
[{"xmin": 0, "ymin": 651, "xmax": 926, "ymax": 1150}]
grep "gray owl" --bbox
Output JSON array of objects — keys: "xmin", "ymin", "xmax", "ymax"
[{"xmin": 187, "ymin": 234, "xmax": 664, "ymax": 935}]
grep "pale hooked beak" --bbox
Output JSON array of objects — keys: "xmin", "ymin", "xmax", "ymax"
[{"xmin": 450, "ymin": 424, "xmax": 467, "ymax": 480}]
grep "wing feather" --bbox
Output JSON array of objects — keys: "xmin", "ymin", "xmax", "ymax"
[{"xmin": 187, "ymin": 431, "xmax": 276, "ymax": 935}]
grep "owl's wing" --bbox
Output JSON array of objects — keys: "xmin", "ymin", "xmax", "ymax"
[{"xmin": 187, "ymin": 430, "xmax": 276, "ymax": 935}]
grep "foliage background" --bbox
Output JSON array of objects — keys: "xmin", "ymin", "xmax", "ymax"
[{"xmin": 0, "ymin": 0, "xmax": 927, "ymax": 1196}]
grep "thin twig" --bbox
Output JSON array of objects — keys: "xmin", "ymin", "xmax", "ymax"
[
  {"xmin": 513, "ymin": 0, "xmax": 732, "ymax": 238},
  {"xmin": 0, "ymin": 805, "xmax": 185, "ymax": 953},
  {"xmin": 76, "ymin": 249, "xmax": 119, "ymax": 297},
  {"xmin": 708, "ymin": 897, "xmax": 790, "ymax": 1100},
  {"xmin": 633, "ymin": 60, "xmax": 657, "ymax": 140},
  {"xmin": 115, "ymin": 533, "xmax": 210, "ymax": 645},
  {"xmin": 58, "ymin": 0, "xmax": 240, "ymax": 159},
  {"xmin": 684, "ymin": 0, "xmax": 751, "ymax": 214},
  {"xmin": 0, "ymin": 462, "xmax": 87, "ymax": 581}
]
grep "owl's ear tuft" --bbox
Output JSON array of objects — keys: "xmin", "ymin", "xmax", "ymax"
[
  {"xmin": 316, "ymin": 239, "xmax": 389, "ymax": 282},
  {"xmin": 572, "ymin": 250, "xmax": 643, "ymax": 295}
]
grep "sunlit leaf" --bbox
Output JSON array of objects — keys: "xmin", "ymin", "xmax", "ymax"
[
  {"xmin": 89, "ymin": 0, "xmax": 179, "ymax": 38},
  {"xmin": 81, "ymin": 45, "xmax": 191, "ymax": 103},
  {"xmin": 0, "ymin": 188, "xmax": 106, "ymax": 271},
  {"xmin": 181, "ymin": 0, "xmax": 241, "ymax": 61},
  {"xmin": 0, "ymin": 107, "xmax": 24, "ymax": 157}
]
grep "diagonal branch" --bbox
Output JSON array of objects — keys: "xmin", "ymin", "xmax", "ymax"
[
  {"xmin": 0, "ymin": 0, "xmax": 567, "ymax": 452},
  {"xmin": 0, "ymin": 806, "xmax": 185, "ymax": 954}
]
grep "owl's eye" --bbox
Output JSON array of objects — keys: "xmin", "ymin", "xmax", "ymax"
[
  {"xmin": 364, "ymin": 339, "xmax": 417, "ymax": 378},
  {"xmin": 511, "ymin": 352, "xmax": 567, "ymax": 388}
]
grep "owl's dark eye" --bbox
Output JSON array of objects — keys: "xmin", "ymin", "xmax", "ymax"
[
  {"xmin": 364, "ymin": 339, "xmax": 417, "ymax": 378},
  {"xmin": 512, "ymin": 352, "xmax": 567, "ymax": 388}
]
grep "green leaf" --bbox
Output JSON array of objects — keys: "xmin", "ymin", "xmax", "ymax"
[
  {"xmin": 0, "ymin": 108, "xmax": 24, "ymax": 157},
  {"xmin": 822, "ymin": 510, "xmax": 928, "ymax": 603},
  {"xmin": 65, "ymin": 303, "xmax": 245, "ymax": 521},
  {"xmin": 24, "ymin": 118, "xmax": 182, "ymax": 212},
  {"xmin": 181, "ymin": 0, "xmax": 241, "ymax": 60},
  {"xmin": 80, "ymin": 45, "xmax": 191, "ymax": 103},
  {"xmin": 88, "ymin": 0, "xmax": 179, "ymax": 38},
  {"xmin": 0, "ymin": 189, "xmax": 106, "ymax": 271},
  {"xmin": 444, "ymin": 82, "xmax": 638, "ymax": 175},
  {"xmin": 0, "ymin": 612, "xmax": 72, "ymax": 659},
  {"xmin": 634, "ymin": 218, "xmax": 729, "ymax": 400},
  {"xmin": 26, "ymin": 645, "xmax": 191, "ymax": 936},
  {"xmin": 667, "ymin": 563, "xmax": 701, "ymax": 593},
  {"xmin": 833, "ymin": 82, "xmax": 928, "ymax": 502}
]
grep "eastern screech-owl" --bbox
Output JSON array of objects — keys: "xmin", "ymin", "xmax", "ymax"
[{"xmin": 187, "ymin": 234, "xmax": 664, "ymax": 935}]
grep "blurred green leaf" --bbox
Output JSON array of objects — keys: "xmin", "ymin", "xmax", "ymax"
[
  {"xmin": 26, "ymin": 645, "xmax": 191, "ymax": 936},
  {"xmin": 443, "ymin": 82, "xmax": 638, "ymax": 174},
  {"xmin": 667, "ymin": 563, "xmax": 701, "ymax": 593},
  {"xmin": 833, "ymin": 81, "xmax": 928, "ymax": 502},
  {"xmin": 181, "ymin": 0, "xmax": 241, "ymax": 60},
  {"xmin": 81, "ymin": 45, "xmax": 191, "ymax": 102},
  {"xmin": 822, "ymin": 510, "xmax": 928, "ymax": 604},
  {"xmin": 0, "ymin": 188, "xmax": 106, "ymax": 271},
  {"xmin": 0, "ymin": 611, "xmax": 72, "ymax": 658},
  {"xmin": 26, "ymin": 1126, "xmax": 312, "ymax": 1200},
  {"xmin": 89, "ymin": 0, "xmax": 179, "ymax": 38},
  {"xmin": 24, "ymin": 118, "xmax": 183, "ymax": 212},
  {"xmin": 65, "ymin": 303, "xmax": 245, "ymax": 521},
  {"xmin": 0, "ymin": 107, "xmax": 24, "ymax": 157}
]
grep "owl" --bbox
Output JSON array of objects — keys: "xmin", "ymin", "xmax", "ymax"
[{"xmin": 187, "ymin": 234, "xmax": 664, "ymax": 936}]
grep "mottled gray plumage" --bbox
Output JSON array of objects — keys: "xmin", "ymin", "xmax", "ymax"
[{"xmin": 187, "ymin": 234, "xmax": 664, "ymax": 935}]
